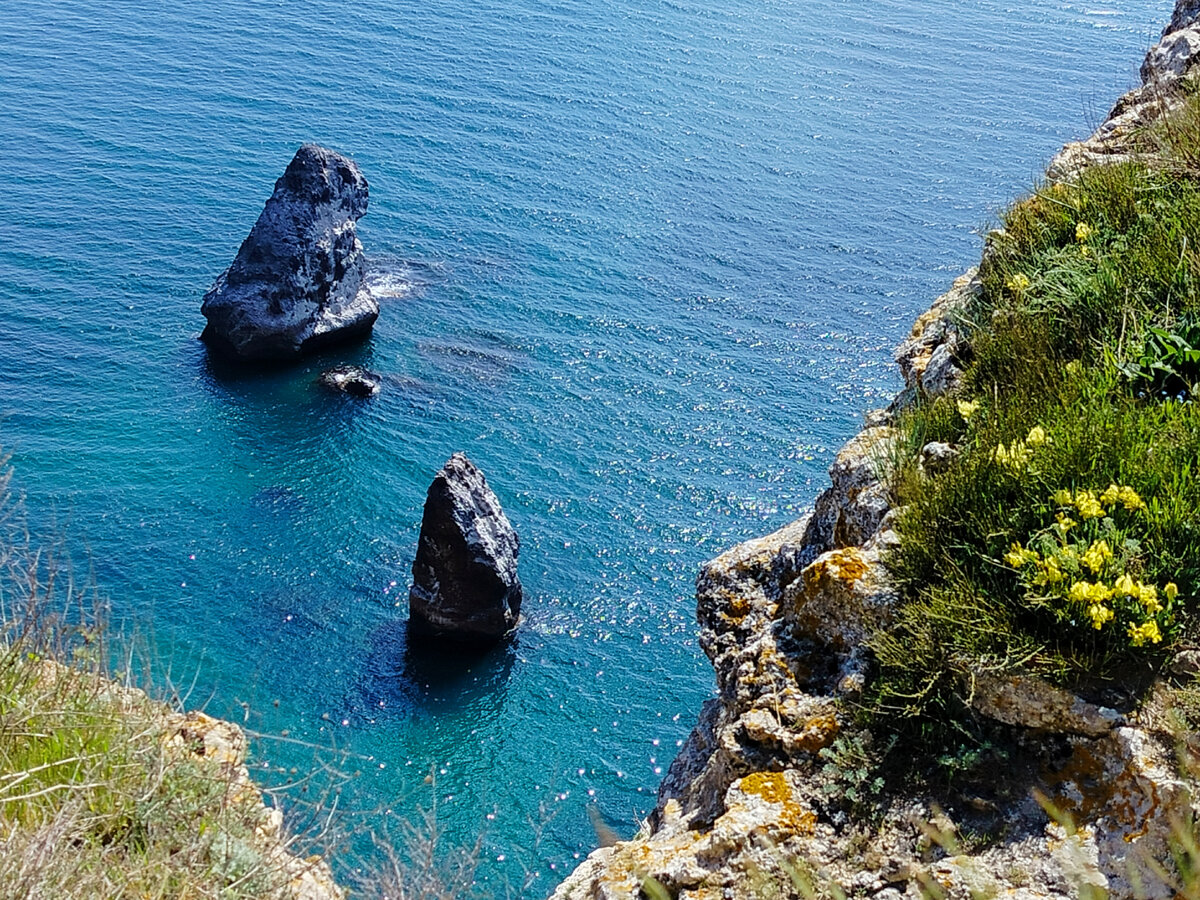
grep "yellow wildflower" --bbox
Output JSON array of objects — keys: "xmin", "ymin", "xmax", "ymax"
[
  {"xmin": 1165, "ymin": 582, "xmax": 1179, "ymax": 604},
  {"xmin": 1128, "ymin": 620, "xmax": 1163, "ymax": 647},
  {"xmin": 1004, "ymin": 543, "xmax": 1039, "ymax": 568},
  {"xmin": 1052, "ymin": 488, "xmax": 1073, "ymax": 507},
  {"xmin": 1114, "ymin": 573, "xmax": 1136, "ymax": 597},
  {"xmin": 1075, "ymin": 222, "xmax": 1092, "ymax": 243},
  {"xmin": 1068, "ymin": 580, "xmax": 1111, "ymax": 606},
  {"xmin": 1035, "ymin": 557, "xmax": 1066, "ymax": 585},
  {"xmin": 1074, "ymin": 491, "xmax": 1104, "ymax": 520},
  {"xmin": 1137, "ymin": 583, "xmax": 1161, "ymax": 614},
  {"xmin": 1080, "ymin": 539, "xmax": 1113, "ymax": 575},
  {"xmin": 1119, "ymin": 486, "xmax": 1145, "ymax": 511},
  {"xmin": 1099, "ymin": 484, "xmax": 1144, "ymax": 512},
  {"xmin": 1087, "ymin": 603, "xmax": 1114, "ymax": 630},
  {"xmin": 1054, "ymin": 512, "xmax": 1076, "ymax": 533},
  {"xmin": 957, "ymin": 399, "xmax": 979, "ymax": 421},
  {"xmin": 1006, "ymin": 273, "xmax": 1032, "ymax": 294},
  {"xmin": 993, "ymin": 441, "xmax": 1033, "ymax": 471},
  {"xmin": 1026, "ymin": 425, "xmax": 1051, "ymax": 447}
]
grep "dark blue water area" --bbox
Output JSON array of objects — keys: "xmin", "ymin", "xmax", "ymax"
[{"xmin": 0, "ymin": 0, "xmax": 1172, "ymax": 892}]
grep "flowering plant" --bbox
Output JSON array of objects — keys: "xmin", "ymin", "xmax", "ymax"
[{"xmin": 1003, "ymin": 483, "xmax": 1176, "ymax": 647}]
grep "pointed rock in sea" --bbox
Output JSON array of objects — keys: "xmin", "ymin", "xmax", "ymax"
[
  {"xmin": 201, "ymin": 144, "xmax": 379, "ymax": 362},
  {"xmin": 409, "ymin": 454, "xmax": 522, "ymax": 644}
]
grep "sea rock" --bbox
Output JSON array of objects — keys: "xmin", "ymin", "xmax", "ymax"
[
  {"xmin": 318, "ymin": 365, "xmax": 381, "ymax": 397},
  {"xmin": 409, "ymin": 453, "xmax": 522, "ymax": 643},
  {"xmin": 201, "ymin": 144, "xmax": 379, "ymax": 362}
]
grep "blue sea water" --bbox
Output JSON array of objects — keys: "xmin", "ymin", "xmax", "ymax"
[{"xmin": 0, "ymin": 0, "xmax": 1172, "ymax": 892}]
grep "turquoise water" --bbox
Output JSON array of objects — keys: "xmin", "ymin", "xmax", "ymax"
[{"xmin": 0, "ymin": 0, "xmax": 1170, "ymax": 892}]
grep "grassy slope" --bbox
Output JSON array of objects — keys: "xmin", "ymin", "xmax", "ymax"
[{"xmin": 870, "ymin": 88, "xmax": 1200, "ymax": 744}]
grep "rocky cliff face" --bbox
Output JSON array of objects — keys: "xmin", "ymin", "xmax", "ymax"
[{"xmin": 552, "ymin": 9, "xmax": 1200, "ymax": 900}]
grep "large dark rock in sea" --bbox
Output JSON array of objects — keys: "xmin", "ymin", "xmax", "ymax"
[
  {"xmin": 409, "ymin": 453, "xmax": 522, "ymax": 644},
  {"xmin": 200, "ymin": 144, "xmax": 379, "ymax": 362}
]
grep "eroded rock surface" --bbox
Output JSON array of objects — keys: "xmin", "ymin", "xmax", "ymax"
[
  {"xmin": 201, "ymin": 144, "xmax": 379, "ymax": 362},
  {"xmin": 409, "ymin": 453, "xmax": 522, "ymax": 643}
]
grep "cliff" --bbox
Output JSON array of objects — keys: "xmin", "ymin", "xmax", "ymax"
[{"xmin": 552, "ymin": 7, "xmax": 1200, "ymax": 899}]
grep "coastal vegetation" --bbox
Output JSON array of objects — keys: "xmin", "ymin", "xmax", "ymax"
[
  {"xmin": 0, "ymin": 467, "xmax": 347, "ymax": 899},
  {"xmin": 871, "ymin": 88, "xmax": 1200, "ymax": 754}
]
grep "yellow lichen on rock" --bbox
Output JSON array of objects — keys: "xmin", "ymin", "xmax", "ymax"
[
  {"xmin": 728, "ymin": 771, "xmax": 817, "ymax": 837},
  {"xmin": 803, "ymin": 547, "xmax": 869, "ymax": 587}
]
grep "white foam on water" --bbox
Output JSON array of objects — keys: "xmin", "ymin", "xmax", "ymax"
[{"xmin": 365, "ymin": 270, "xmax": 413, "ymax": 299}]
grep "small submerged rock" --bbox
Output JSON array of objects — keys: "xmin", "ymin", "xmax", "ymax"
[
  {"xmin": 409, "ymin": 453, "xmax": 522, "ymax": 644},
  {"xmin": 318, "ymin": 366, "xmax": 380, "ymax": 397},
  {"xmin": 201, "ymin": 144, "xmax": 379, "ymax": 362}
]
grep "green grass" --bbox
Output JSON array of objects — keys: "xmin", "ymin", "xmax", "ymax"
[
  {"xmin": 868, "ymin": 92, "xmax": 1200, "ymax": 748},
  {"xmin": 0, "ymin": 647, "xmax": 300, "ymax": 899},
  {"xmin": 0, "ymin": 462, "xmax": 316, "ymax": 899}
]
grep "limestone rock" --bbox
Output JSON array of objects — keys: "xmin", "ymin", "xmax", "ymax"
[
  {"xmin": 40, "ymin": 662, "xmax": 344, "ymax": 900},
  {"xmin": 802, "ymin": 426, "xmax": 896, "ymax": 554},
  {"xmin": 318, "ymin": 365, "xmax": 380, "ymax": 397},
  {"xmin": 784, "ymin": 544, "xmax": 897, "ymax": 652},
  {"xmin": 918, "ymin": 440, "xmax": 957, "ymax": 475},
  {"xmin": 891, "ymin": 269, "xmax": 977, "ymax": 404},
  {"xmin": 1167, "ymin": 0, "xmax": 1200, "ymax": 34},
  {"xmin": 1050, "ymin": 10, "xmax": 1200, "ymax": 178},
  {"xmin": 1170, "ymin": 648, "xmax": 1200, "ymax": 678},
  {"xmin": 409, "ymin": 453, "xmax": 522, "ymax": 643},
  {"xmin": 970, "ymin": 674, "xmax": 1123, "ymax": 737},
  {"xmin": 201, "ymin": 144, "xmax": 379, "ymax": 362}
]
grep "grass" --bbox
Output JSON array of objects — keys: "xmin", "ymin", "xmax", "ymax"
[
  {"xmin": 866, "ymin": 88, "xmax": 1200, "ymax": 751},
  {"xmin": 0, "ymin": 461, "xmax": 333, "ymax": 899}
]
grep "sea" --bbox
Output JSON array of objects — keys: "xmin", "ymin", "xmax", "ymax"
[{"xmin": 0, "ymin": 0, "xmax": 1172, "ymax": 893}]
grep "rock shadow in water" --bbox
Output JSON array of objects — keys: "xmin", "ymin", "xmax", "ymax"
[{"xmin": 352, "ymin": 618, "xmax": 517, "ymax": 719}]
